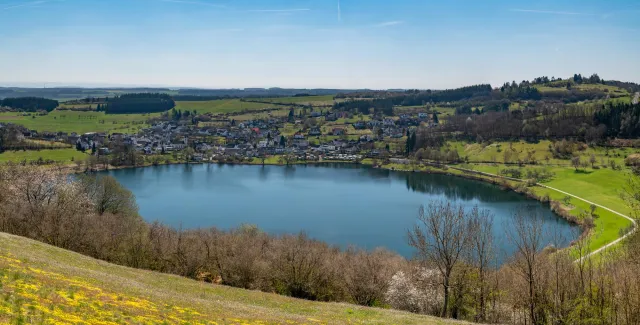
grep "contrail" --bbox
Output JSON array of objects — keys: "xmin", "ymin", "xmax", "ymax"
[
  {"xmin": 248, "ymin": 8, "xmax": 310, "ymax": 12},
  {"xmin": 338, "ymin": 0, "xmax": 341, "ymax": 21},
  {"xmin": 160, "ymin": 0, "xmax": 226, "ymax": 8},
  {"xmin": 510, "ymin": 9, "xmax": 594, "ymax": 16},
  {"xmin": 3, "ymin": 0, "xmax": 64, "ymax": 10}
]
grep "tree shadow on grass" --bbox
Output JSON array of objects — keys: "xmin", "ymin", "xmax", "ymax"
[{"xmin": 573, "ymin": 169, "xmax": 593, "ymax": 175}]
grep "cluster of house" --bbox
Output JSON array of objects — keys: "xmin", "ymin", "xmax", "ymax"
[{"xmin": 11, "ymin": 109, "xmax": 438, "ymax": 162}]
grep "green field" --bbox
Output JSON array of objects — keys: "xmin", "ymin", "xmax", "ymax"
[
  {"xmin": 394, "ymin": 106, "xmax": 456, "ymax": 117},
  {"xmin": 464, "ymin": 159, "xmax": 634, "ymax": 252},
  {"xmin": 574, "ymin": 83, "xmax": 629, "ymax": 94},
  {"xmin": 248, "ymin": 95, "xmax": 338, "ymax": 107},
  {"xmin": 534, "ymin": 83, "xmax": 629, "ymax": 96},
  {"xmin": 415, "ymin": 139, "xmax": 639, "ymax": 253},
  {"xmin": 0, "ymin": 148, "xmax": 88, "ymax": 163},
  {"xmin": 175, "ymin": 99, "xmax": 279, "ymax": 115},
  {"xmin": 446, "ymin": 140, "xmax": 637, "ymax": 167},
  {"xmin": 58, "ymin": 103, "xmax": 98, "ymax": 110},
  {"xmin": 0, "ymin": 111, "xmax": 158, "ymax": 134},
  {"xmin": 0, "ymin": 232, "xmax": 460, "ymax": 324}
]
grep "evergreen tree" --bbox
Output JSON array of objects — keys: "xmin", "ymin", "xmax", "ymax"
[
  {"xmin": 411, "ymin": 133, "xmax": 417, "ymax": 151},
  {"xmin": 406, "ymin": 132, "xmax": 417, "ymax": 153}
]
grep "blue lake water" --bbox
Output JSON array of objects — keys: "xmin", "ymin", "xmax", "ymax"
[{"xmin": 103, "ymin": 164, "xmax": 578, "ymax": 259}]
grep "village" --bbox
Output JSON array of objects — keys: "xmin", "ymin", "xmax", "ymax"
[{"xmin": 6, "ymin": 107, "xmax": 440, "ymax": 166}]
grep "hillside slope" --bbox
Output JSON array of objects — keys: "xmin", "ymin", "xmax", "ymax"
[{"xmin": 0, "ymin": 232, "xmax": 463, "ymax": 325}]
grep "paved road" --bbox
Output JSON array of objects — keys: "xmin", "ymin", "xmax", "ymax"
[
  {"xmin": 633, "ymin": 92, "xmax": 639, "ymax": 105},
  {"xmin": 449, "ymin": 166, "xmax": 636, "ymax": 261},
  {"xmin": 536, "ymin": 183, "xmax": 636, "ymax": 262}
]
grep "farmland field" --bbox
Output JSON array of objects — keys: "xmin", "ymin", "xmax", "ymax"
[
  {"xmin": 248, "ymin": 95, "xmax": 339, "ymax": 107},
  {"xmin": 175, "ymin": 99, "xmax": 278, "ymax": 114},
  {"xmin": 0, "ymin": 111, "xmax": 158, "ymax": 134},
  {"xmin": 0, "ymin": 148, "xmax": 88, "ymax": 163}
]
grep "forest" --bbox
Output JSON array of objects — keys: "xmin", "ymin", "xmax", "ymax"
[
  {"xmin": 433, "ymin": 102, "xmax": 640, "ymax": 143},
  {"xmin": 103, "ymin": 93, "xmax": 175, "ymax": 114},
  {"xmin": 0, "ymin": 97, "xmax": 59, "ymax": 112}
]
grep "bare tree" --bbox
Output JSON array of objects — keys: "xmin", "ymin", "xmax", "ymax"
[
  {"xmin": 621, "ymin": 172, "xmax": 640, "ymax": 220},
  {"xmin": 507, "ymin": 210, "xmax": 546, "ymax": 325},
  {"xmin": 408, "ymin": 201, "xmax": 472, "ymax": 318},
  {"xmin": 468, "ymin": 206, "xmax": 494, "ymax": 322},
  {"xmin": 79, "ymin": 175, "xmax": 138, "ymax": 216},
  {"xmin": 342, "ymin": 248, "xmax": 404, "ymax": 306},
  {"xmin": 571, "ymin": 156, "xmax": 582, "ymax": 171}
]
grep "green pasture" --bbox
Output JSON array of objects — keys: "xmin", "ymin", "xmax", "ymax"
[
  {"xmin": 0, "ymin": 148, "xmax": 88, "ymax": 163},
  {"xmin": 0, "ymin": 111, "xmax": 158, "ymax": 134}
]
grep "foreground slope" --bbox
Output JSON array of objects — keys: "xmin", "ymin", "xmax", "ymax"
[{"xmin": 0, "ymin": 232, "xmax": 462, "ymax": 325}]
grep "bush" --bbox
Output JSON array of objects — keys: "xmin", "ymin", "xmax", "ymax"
[
  {"xmin": 500, "ymin": 168, "xmax": 522, "ymax": 179},
  {"xmin": 625, "ymin": 154, "xmax": 640, "ymax": 166}
]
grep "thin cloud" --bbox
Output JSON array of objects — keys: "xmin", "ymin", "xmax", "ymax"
[
  {"xmin": 375, "ymin": 21, "xmax": 404, "ymax": 27},
  {"xmin": 247, "ymin": 8, "xmax": 310, "ymax": 13},
  {"xmin": 510, "ymin": 9, "xmax": 594, "ymax": 16},
  {"xmin": 3, "ymin": 0, "xmax": 64, "ymax": 10},
  {"xmin": 159, "ymin": 0, "xmax": 226, "ymax": 8}
]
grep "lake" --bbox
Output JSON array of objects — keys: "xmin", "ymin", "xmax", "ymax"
[{"xmin": 103, "ymin": 164, "xmax": 578, "ymax": 259}]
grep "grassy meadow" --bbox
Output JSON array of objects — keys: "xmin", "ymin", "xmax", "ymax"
[
  {"xmin": 175, "ymin": 99, "xmax": 277, "ymax": 115},
  {"xmin": 0, "ymin": 232, "xmax": 463, "ymax": 325},
  {"xmin": 445, "ymin": 138, "xmax": 638, "ymax": 252},
  {"xmin": 247, "ymin": 95, "xmax": 338, "ymax": 107},
  {"xmin": 0, "ymin": 148, "xmax": 88, "ymax": 163},
  {"xmin": 0, "ymin": 111, "xmax": 158, "ymax": 134}
]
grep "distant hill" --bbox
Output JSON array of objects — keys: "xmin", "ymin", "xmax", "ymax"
[
  {"xmin": 0, "ymin": 232, "xmax": 465, "ymax": 324},
  {"xmin": 0, "ymin": 87, "xmax": 370, "ymax": 101}
]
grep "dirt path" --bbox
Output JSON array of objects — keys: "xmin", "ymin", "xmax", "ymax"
[{"xmin": 449, "ymin": 165, "xmax": 636, "ymax": 261}]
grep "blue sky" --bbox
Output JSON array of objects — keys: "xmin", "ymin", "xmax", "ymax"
[{"xmin": 1, "ymin": 0, "xmax": 639, "ymax": 89}]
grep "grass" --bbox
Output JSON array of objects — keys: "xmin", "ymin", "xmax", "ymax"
[
  {"xmin": 0, "ymin": 111, "xmax": 159, "ymax": 134},
  {"xmin": 534, "ymin": 83, "xmax": 629, "ymax": 96},
  {"xmin": 0, "ymin": 232, "xmax": 462, "ymax": 325},
  {"xmin": 175, "ymin": 99, "xmax": 280, "ymax": 115},
  {"xmin": 248, "ymin": 95, "xmax": 338, "ymax": 107},
  {"xmin": 0, "ymin": 149, "xmax": 89, "ymax": 163},
  {"xmin": 421, "ymin": 139, "xmax": 638, "ymax": 252},
  {"xmin": 464, "ymin": 157, "xmax": 634, "ymax": 252},
  {"xmin": 574, "ymin": 83, "xmax": 628, "ymax": 94},
  {"xmin": 447, "ymin": 140, "xmax": 638, "ymax": 167},
  {"xmin": 58, "ymin": 103, "xmax": 98, "ymax": 110}
]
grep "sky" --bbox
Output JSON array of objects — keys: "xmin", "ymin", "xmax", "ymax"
[{"xmin": 0, "ymin": 0, "xmax": 639, "ymax": 89}]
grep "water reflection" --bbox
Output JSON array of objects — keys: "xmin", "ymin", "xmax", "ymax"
[{"xmin": 101, "ymin": 163, "xmax": 578, "ymax": 261}]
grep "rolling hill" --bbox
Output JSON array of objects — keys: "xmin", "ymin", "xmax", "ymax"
[{"xmin": 0, "ymin": 232, "xmax": 465, "ymax": 325}]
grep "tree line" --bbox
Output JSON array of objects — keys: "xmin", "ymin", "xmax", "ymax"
[
  {"xmin": 594, "ymin": 102, "xmax": 640, "ymax": 138},
  {"xmin": 333, "ymin": 98, "xmax": 394, "ymax": 115},
  {"xmin": 425, "ymin": 102, "xmax": 640, "ymax": 145},
  {"xmin": 104, "ymin": 93, "xmax": 175, "ymax": 114},
  {"xmin": 0, "ymin": 97, "xmax": 59, "ymax": 112}
]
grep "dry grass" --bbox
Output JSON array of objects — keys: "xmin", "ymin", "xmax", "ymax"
[{"xmin": 0, "ymin": 232, "xmax": 466, "ymax": 325}]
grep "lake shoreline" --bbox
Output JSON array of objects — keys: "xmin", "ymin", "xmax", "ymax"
[
  {"xmin": 81, "ymin": 158, "xmax": 585, "ymax": 251},
  {"xmin": 71, "ymin": 158, "xmax": 587, "ymax": 230}
]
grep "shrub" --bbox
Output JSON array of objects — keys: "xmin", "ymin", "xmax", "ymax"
[{"xmin": 625, "ymin": 153, "xmax": 640, "ymax": 166}]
